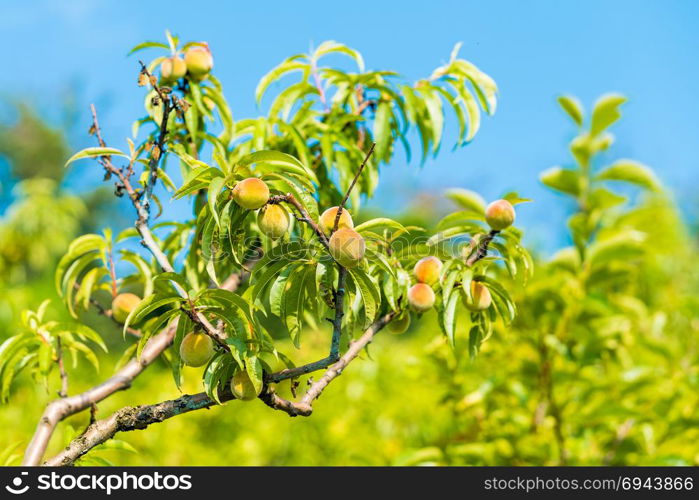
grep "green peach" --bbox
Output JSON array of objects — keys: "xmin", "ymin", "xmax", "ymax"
[
  {"xmin": 462, "ymin": 281, "xmax": 492, "ymax": 311},
  {"xmin": 232, "ymin": 178, "xmax": 270, "ymax": 210},
  {"xmin": 386, "ymin": 311, "xmax": 411, "ymax": 334},
  {"xmin": 319, "ymin": 206, "xmax": 354, "ymax": 234},
  {"xmin": 485, "ymin": 199, "xmax": 516, "ymax": 231},
  {"xmin": 179, "ymin": 332, "xmax": 215, "ymax": 367},
  {"xmin": 184, "ymin": 47, "xmax": 213, "ymax": 77},
  {"xmin": 258, "ymin": 203, "xmax": 290, "ymax": 239},
  {"xmin": 160, "ymin": 56, "xmax": 187, "ymax": 82},
  {"xmin": 328, "ymin": 228, "xmax": 365, "ymax": 268},
  {"xmin": 230, "ymin": 370, "xmax": 260, "ymax": 401},
  {"xmin": 413, "ymin": 256, "xmax": 443, "ymax": 285},
  {"xmin": 407, "ymin": 283, "xmax": 435, "ymax": 312},
  {"xmin": 111, "ymin": 293, "xmax": 141, "ymax": 324}
]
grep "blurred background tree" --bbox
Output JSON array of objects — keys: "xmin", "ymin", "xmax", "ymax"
[
  {"xmin": 0, "ymin": 104, "xmax": 69, "ymax": 182},
  {"xmin": 0, "ymin": 102, "xmax": 113, "ymax": 339}
]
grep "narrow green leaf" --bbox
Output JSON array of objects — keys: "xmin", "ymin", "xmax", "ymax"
[
  {"xmin": 354, "ymin": 218, "xmax": 406, "ymax": 235},
  {"xmin": 347, "ymin": 267, "xmax": 380, "ymax": 327},
  {"xmin": 597, "ymin": 160, "xmax": 660, "ymax": 191},
  {"xmin": 443, "ymin": 292, "xmax": 459, "ymax": 348},
  {"xmin": 557, "ymin": 95, "xmax": 584, "ymax": 126},
  {"xmin": 65, "ymin": 148, "xmax": 129, "ymax": 167},
  {"xmin": 444, "ymin": 188, "xmax": 486, "ymax": 214},
  {"xmin": 540, "ymin": 166, "xmax": 581, "ymax": 196},
  {"xmin": 590, "ymin": 93, "xmax": 627, "ymax": 136},
  {"xmin": 123, "ymin": 294, "xmax": 182, "ymax": 337}
]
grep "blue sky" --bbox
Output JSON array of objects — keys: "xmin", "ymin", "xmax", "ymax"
[{"xmin": 1, "ymin": 0, "xmax": 698, "ymax": 251}]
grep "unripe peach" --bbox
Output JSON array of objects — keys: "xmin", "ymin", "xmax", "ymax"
[
  {"xmin": 319, "ymin": 206, "xmax": 354, "ymax": 234},
  {"xmin": 230, "ymin": 370, "xmax": 260, "ymax": 401},
  {"xmin": 413, "ymin": 256, "xmax": 443, "ymax": 285},
  {"xmin": 485, "ymin": 199, "xmax": 515, "ymax": 231},
  {"xmin": 328, "ymin": 228, "xmax": 365, "ymax": 268},
  {"xmin": 111, "ymin": 293, "xmax": 141, "ymax": 324},
  {"xmin": 407, "ymin": 283, "xmax": 436, "ymax": 312},
  {"xmin": 179, "ymin": 332, "xmax": 215, "ymax": 367},
  {"xmin": 258, "ymin": 203, "xmax": 290, "ymax": 239},
  {"xmin": 386, "ymin": 311, "xmax": 411, "ymax": 334},
  {"xmin": 232, "ymin": 178, "xmax": 270, "ymax": 210},
  {"xmin": 184, "ymin": 47, "xmax": 213, "ymax": 78},
  {"xmin": 462, "ymin": 281, "xmax": 492, "ymax": 311},
  {"xmin": 160, "ymin": 56, "xmax": 187, "ymax": 82}
]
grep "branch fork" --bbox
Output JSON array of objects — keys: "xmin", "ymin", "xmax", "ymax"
[{"xmin": 26, "ymin": 98, "xmax": 390, "ymax": 467}]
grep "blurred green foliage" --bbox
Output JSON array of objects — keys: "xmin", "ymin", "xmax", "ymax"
[
  {"xmin": 0, "ymin": 105, "xmax": 69, "ymax": 182},
  {"xmin": 0, "ymin": 102, "xmax": 115, "ymax": 338}
]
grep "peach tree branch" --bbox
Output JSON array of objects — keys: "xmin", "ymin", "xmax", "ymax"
[
  {"xmin": 23, "ymin": 260, "xmax": 253, "ymax": 466},
  {"xmin": 290, "ymin": 311, "xmax": 396, "ymax": 416},
  {"xmin": 328, "ymin": 143, "xmax": 374, "ymax": 358},
  {"xmin": 44, "ymin": 390, "xmax": 221, "ymax": 466},
  {"xmin": 23, "ymin": 266, "xmax": 249, "ymax": 466},
  {"xmin": 89, "ymin": 103, "xmax": 228, "ymax": 353},
  {"xmin": 267, "ymin": 145, "xmax": 374, "ymax": 377},
  {"xmin": 137, "ymin": 61, "xmax": 175, "ymax": 216},
  {"xmin": 22, "ymin": 321, "xmax": 178, "ymax": 466},
  {"xmin": 267, "ymin": 193, "xmax": 330, "ymax": 249},
  {"xmin": 45, "ymin": 311, "xmax": 397, "ymax": 466}
]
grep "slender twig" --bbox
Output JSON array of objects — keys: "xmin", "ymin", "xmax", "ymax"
[
  {"xmin": 265, "ymin": 355, "xmax": 337, "ymax": 384},
  {"xmin": 268, "ymin": 193, "xmax": 330, "ymax": 249},
  {"xmin": 138, "ymin": 61, "xmax": 174, "ymax": 215},
  {"xmin": 268, "ymin": 312, "xmax": 396, "ymax": 417},
  {"xmin": 355, "ymin": 99, "xmax": 375, "ymax": 116},
  {"xmin": 331, "ymin": 143, "xmax": 375, "ymax": 234},
  {"xmin": 465, "ymin": 229, "xmax": 499, "ymax": 267},
  {"xmin": 89, "ymin": 104, "xmax": 227, "ymax": 352},
  {"xmin": 56, "ymin": 337, "xmax": 68, "ymax": 398},
  {"xmin": 271, "ymin": 146, "xmax": 373, "ymax": 373}
]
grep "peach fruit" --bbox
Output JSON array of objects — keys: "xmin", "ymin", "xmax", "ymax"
[
  {"xmin": 230, "ymin": 370, "xmax": 260, "ymax": 401},
  {"xmin": 111, "ymin": 293, "xmax": 141, "ymax": 324},
  {"xmin": 258, "ymin": 203, "xmax": 290, "ymax": 239},
  {"xmin": 232, "ymin": 178, "xmax": 270, "ymax": 210},
  {"xmin": 484, "ymin": 199, "xmax": 515, "ymax": 231},
  {"xmin": 328, "ymin": 228, "xmax": 365, "ymax": 268},
  {"xmin": 179, "ymin": 332, "xmax": 215, "ymax": 367},
  {"xmin": 407, "ymin": 283, "xmax": 436, "ymax": 312},
  {"xmin": 319, "ymin": 206, "xmax": 354, "ymax": 234},
  {"xmin": 462, "ymin": 281, "xmax": 492, "ymax": 311},
  {"xmin": 413, "ymin": 256, "xmax": 443, "ymax": 285}
]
